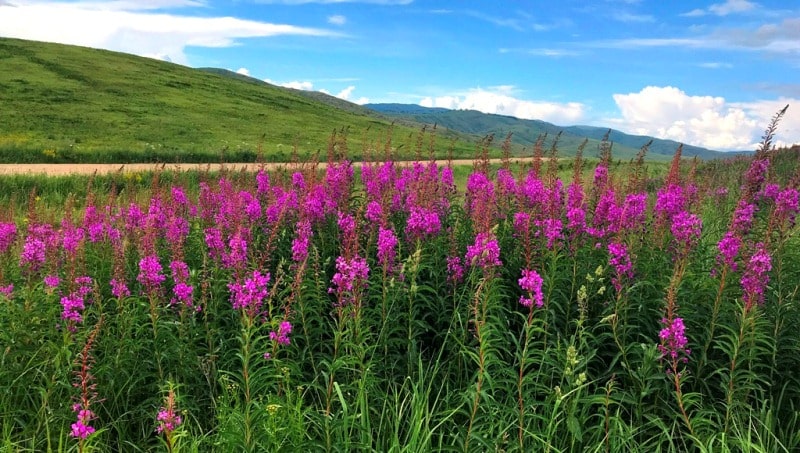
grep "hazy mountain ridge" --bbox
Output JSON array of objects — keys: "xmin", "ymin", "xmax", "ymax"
[{"xmin": 366, "ymin": 103, "xmax": 742, "ymax": 160}]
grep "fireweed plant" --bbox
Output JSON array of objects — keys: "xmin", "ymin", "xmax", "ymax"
[{"xmin": 0, "ymin": 114, "xmax": 799, "ymax": 451}]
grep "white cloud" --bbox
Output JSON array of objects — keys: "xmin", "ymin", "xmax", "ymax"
[
  {"xmin": 419, "ymin": 86, "xmax": 586, "ymax": 125},
  {"xmin": 607, "ymin": 86, "xmax": 799, "ymax": 150},
  {"xmin": 697, "ymin": 61, "xmax": 733, "ymax": 69},
  {"xmin": 499, "ymin": 47, "xmax": 581, "ymax": 57},
  {"xmin": 593, "ymin": 18, "xmax": 800, "ymax": 57},
  {"xmin": 0, "ymin": 1, "xmax": 339, "ymax": 64},
  {"xmin": 327, "ymin": 14, "xmax": 346, "ymax": 25},
  {"xmin": 336, "ymin": 86, "xmax": 355, "ymax": 99},
  {"xmin": 612, "ymin": 12, "xmax": 655, "ymax": 23},
  {"xmin": 69, "ymin": 0, "xmax": 207, "ymax": 10},
  {"xmin": 681, "ymin": 0, "xmax": 758, "ymax": 17},
  {"xmin": 709, "ymin": 0, "xmax": 758, "ymax": 16},
  {"xmin": 265, "ymin": 78, "xmax": 316, "ymax": 90},
  {"xmin": 263, "ymin": 79, "xmax": 369, "ymax": 104},
  {"xmin": 236, "ymin": 67, "xmax": 251, "ymax": 76},
  {"xmin": 334, "ymin": 85, "xmax": 369, "ymax": 104},
  {"xmin": 698, "ymin": 61, "xmax": 734, "ymax": 68},
  {"xmin": 681, "ymin": 8, "xmax": 706, "ymax": 17}
]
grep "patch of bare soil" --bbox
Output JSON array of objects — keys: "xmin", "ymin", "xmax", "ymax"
[{"xmin": 0, "ymin": 158, "xmax": 540, "ymax": 176}]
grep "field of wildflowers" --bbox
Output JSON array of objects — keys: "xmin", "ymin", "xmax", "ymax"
[{"xmin": 1, "ymin": 115, "xmax": 799, "ymax": 452}]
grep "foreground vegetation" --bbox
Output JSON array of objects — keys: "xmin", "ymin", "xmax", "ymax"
[{"xmin": 0, "ymin": 119, "xmax": 799, "ymax": 451}]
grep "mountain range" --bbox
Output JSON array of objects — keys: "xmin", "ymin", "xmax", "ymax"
[{"xmin": 364, "ymin": 104, "xmax": 736, "ymax": 160}]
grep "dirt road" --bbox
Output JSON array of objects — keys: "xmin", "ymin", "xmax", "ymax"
[{"xmin": 0, "ymin": 158, "xmax": 539, "ymax": 176}]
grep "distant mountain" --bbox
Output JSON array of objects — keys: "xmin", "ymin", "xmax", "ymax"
[
  {"xmin": 366, "ymin": 103, "xmax": 737, "ymax": 160},
  {"xmin": 561, "ymin": 125, "xmax": 731, "ymax": 160}
]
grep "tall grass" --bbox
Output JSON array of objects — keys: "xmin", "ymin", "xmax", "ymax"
[{"xmin": 0, "ymin": 123, "xmax": 798, "ymax": 452}]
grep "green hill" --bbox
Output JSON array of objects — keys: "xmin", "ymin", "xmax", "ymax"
[{"xmin": 0, "ymin": 38, "xmax": 479, "ymax": 164}]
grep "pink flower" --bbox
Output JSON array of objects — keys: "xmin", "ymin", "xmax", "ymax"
[
  {"xmin": 542, "ymin": 218, "xmax": 563, "ymax": 249},
  {"xmin": 405, "ymin": 206, "xmax": 441, "ymax": 240},
  {"xmin": 223, "ymin": 233, "xmax": 248, "ymax": 269},
  {"xmin": 0, "ymin": 284, "xmax": 13, "ymax": 298},
  {"xmin": 365, "ymin": 201, "xmax": 383, "ymax": 224},
  {"xmin": 269, "ymin": 321, "xmax": 293, "ymax": 346},
  {"xmin": 731, "ymin": 201, "xmax": 757, "ymax": 236},
  {"xmin": 172, "ymin": 282, "xmax": 194, "ymax": 309},
  {"xmin": 775, "ymin": 188, "xmax": 799, "ymax": 226},
  {"xmin": 44, "ymin": 274, "xmax": 61, "ymax": 288},
  {"xmin": 110, "ymin": 278, "xmax": 130, "ymax": 299},
  {"xmin": 658, "ymin": 317, "xmax": 690, "ymax": 364},
  {"xmin": 256, "ymin": 169, "xmax": 270, "ymax": 196},
  {"xmin": 518, "ymin": 269, "xmax": 544, "ymax": 308},
  {"xmin": 291, "ymin": 220, "xmax": 313, "ymax": 262},
  {"xmin": 70, "ymin": 409, "xmax": 96, "ymax": 439},
  {"xmin": 377, "ymin": 227, "xmax": 398, "ymax": 271},
  {"xmin": 329, "ymin": 255, "xmax": 370, "ymax": 307},
  {"xmin": 137, "ymin": 255, "xmax": 165, "ymax": 293},
  {"xmin": 619, "ymin": 193, "xmax": 648, "ymax": 231},
  {"xmin": 156, "ymin": 405, "xmax": 182, "ymax": 435},
  {"xmin": 741, "ymin": 243, "xmax": 772, "ymax": 311},
  {"xmin": 446, "ymin": 256, "xmax": 464, "ymax": 283},
  {"xmin": 608, "ymin": 242, "xmax": 633, "ymax": 292},
  {"xmin": 465, "ymin": 232, "xmax": 502, "ymax": 269},
  {"xmin": 655, "ymin": 184, "xmax": 685, "ymax": 221},
  {"xmin": 0, "ymin": 222, "xmax": 17, "ymax": 254},
  {"xmin": 593, "ymin": 165, "xmax": 608, "ymax": 189},
  {"xmin": 670, "ymin": 211, "xmax": 702, "ymax": 250},
  {"xmin": 228, "ymin": 270, "xmax": 271, "ymax": 314},
  {"xmin": 20, "ymin": 237, "xmax": 46, "ymax": 272},
  {"xmin": 716, "ymin": 231, "xmax": 741, "ymax": 271}
]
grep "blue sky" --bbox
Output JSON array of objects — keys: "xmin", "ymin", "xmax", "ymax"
[{"xmin": 1, "ymin": 0, "xmax": 798, "ymax": 150}]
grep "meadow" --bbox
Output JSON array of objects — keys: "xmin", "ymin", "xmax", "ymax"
[{"xmin": 0, "ymin": 121, "xmax": 799, "ymax": 452}]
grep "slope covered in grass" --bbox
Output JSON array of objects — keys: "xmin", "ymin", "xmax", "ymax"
[{"xmin": 0, "ymin": 38, "xmax": 479, "ymax": 163}]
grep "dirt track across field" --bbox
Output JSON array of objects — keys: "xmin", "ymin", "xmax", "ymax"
[{"xmin": 0, "ymin": 158, "xmax": 541, "ymax": 176}]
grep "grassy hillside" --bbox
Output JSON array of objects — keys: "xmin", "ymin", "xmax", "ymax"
[
  {"xmin": 0, "ymin": 38, "xmax": 480, "ymax": 164},
  {"xmin": 366, "ymin": 103, "xmax": 739, "ymax": 161}
]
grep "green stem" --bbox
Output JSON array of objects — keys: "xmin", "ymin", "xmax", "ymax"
[
  {"xmin": 241, "ymin": 313, "xmax": 253, "ymax": 451},
  {"xmin": 517, "ymin": 308, "xmax": 535, "ymax": 451},
  {"xmin": 724, "ymin": 307, "xmax": 750, "ymax": 434},
  {"xmin": 464, "ymin": 278, "xmax": 488, "ymax": 453}
]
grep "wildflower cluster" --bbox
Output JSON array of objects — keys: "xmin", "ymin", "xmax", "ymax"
[
  {"xmin": 329, "ymin": 255, "xmax": 370, "ymax": 307},
  {"xmin": 518, "ymin": 269, "xmax": 544, "ymax": 309}
]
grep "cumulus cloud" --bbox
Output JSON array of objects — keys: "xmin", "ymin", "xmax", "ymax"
[
  {"xmin": 334, "ymin": 85, "xmax": 369, "ymax": 104},
  {"xmin": 264, "ymin": 79, "xmax": 369, "ymax": 104},
  {"xmin": 419, "ymin": 86, "xmax": 586, "ymax": 125},
  {"xmin": 327, "ymin": 14, "xmax": 346, "ymax": 25},
  {"xmin": 0, "ymin": 1, "xmax": 338, "ymax": 64},
  {"xmin": 607, "ymin": 86, "xmax": 799, "ymax": 150},
  {"xmin": 236, "ymin": 67, "xmax": 251, "ymax": 76}
]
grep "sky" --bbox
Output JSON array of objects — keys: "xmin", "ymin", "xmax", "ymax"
[{"xmin": 1, "ymin": 0, "xmax": 799, "ymax": 151}]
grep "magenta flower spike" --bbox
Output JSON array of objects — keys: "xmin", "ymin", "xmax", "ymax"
[{"xmin": 518, "ymin": 269, "xmax": 544, "ymax": 309}]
